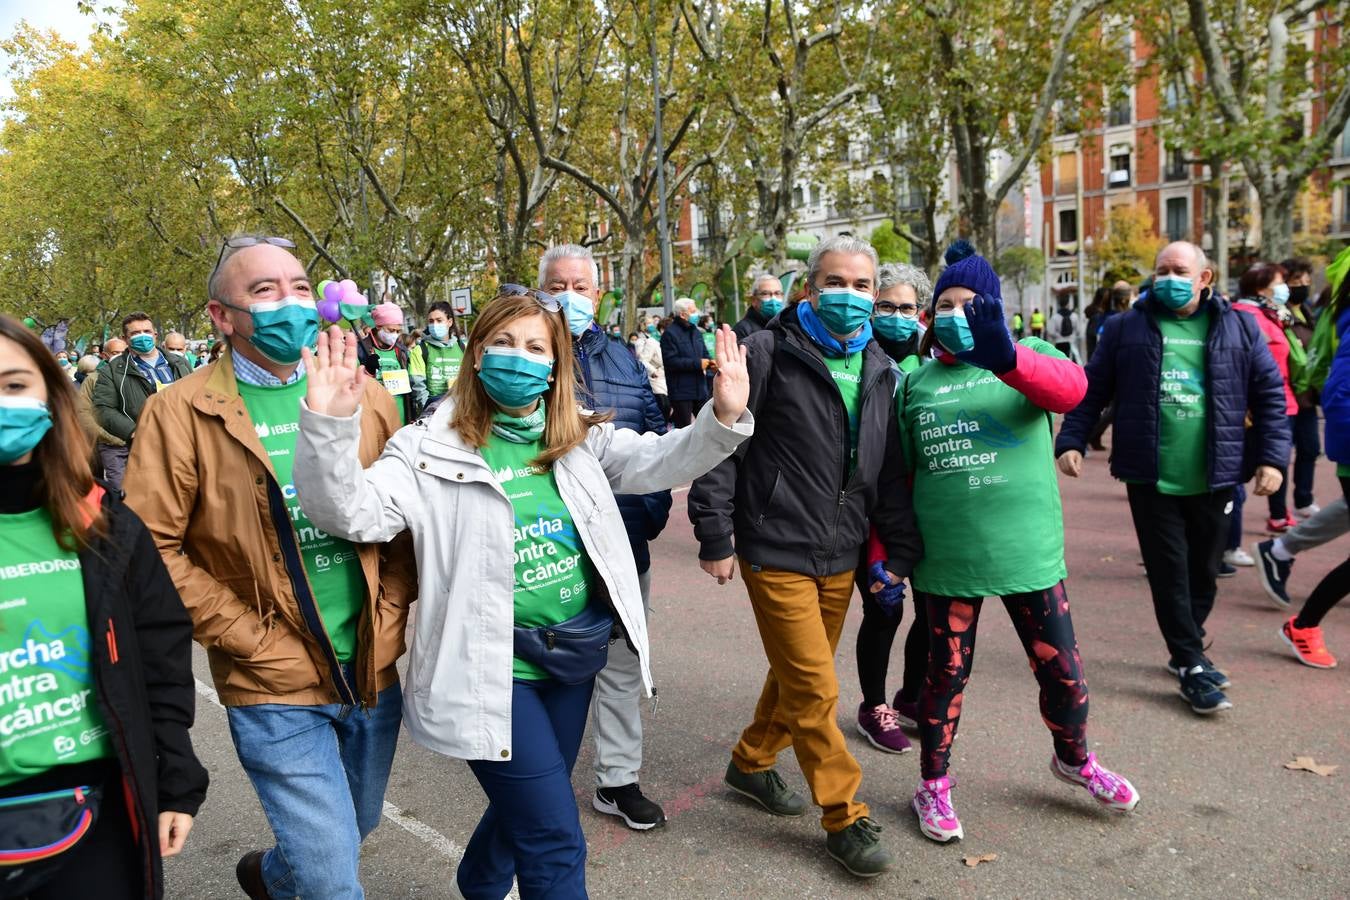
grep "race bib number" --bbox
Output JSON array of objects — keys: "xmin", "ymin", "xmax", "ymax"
[{"xmin": 380, "ymin": 368, "xmax": 411, "ymax": 396}]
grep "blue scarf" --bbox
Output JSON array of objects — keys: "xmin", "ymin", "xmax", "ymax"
[{"xmin": 795, "ymin": 301, "xmax": 873, "ymax": 357}]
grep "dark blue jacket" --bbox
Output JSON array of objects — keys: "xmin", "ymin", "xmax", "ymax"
[
  {"xmin": 1056, "ymin": 293, "xmax": 1289, "ymax": 490},
  {"xmin": 574, "ymin": 325, "xmax": 672, "ymax": 573},
  {"xmin": 661, "ymin": 317, "xmax": 711, "ymax": 402},
  {"xmin": 1320, "ymin": 308, "xmax": 1350, "ymax": 463}
]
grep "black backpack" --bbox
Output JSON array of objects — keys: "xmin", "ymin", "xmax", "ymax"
[{"xmin": 1057, "ymin": 310, "xmax": 1075, "ymax": 338}]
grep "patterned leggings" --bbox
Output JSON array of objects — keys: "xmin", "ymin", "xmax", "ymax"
[{"xmin": 917, "ymin": 581, "xmax": 1089, "ymax": 780}]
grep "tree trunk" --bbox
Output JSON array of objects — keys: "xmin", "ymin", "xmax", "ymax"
[
  {"xmin": 1203, "ymin": 163, "xmax": 1227, "ymax": 290},
  {"xmin": 1256, "ymin": 181, "xmax": 1296, "ymax": 262},
  {"xmin": 620, "ymin": 227, "xmax": 645, "ymax": 330}
]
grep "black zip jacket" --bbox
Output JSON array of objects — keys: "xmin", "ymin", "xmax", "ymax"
[
  {"xmin": 0, "ymin": 472, "xmax": 208, "ymax": 899},
  {"xmin": 688, "ymin": 303, "xmax": 923, "ymax": 577}
]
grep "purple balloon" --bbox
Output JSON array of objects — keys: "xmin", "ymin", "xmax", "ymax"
[
  {"xmin": 317, "ymin": 298, "xmax": 341, "ymax": 322},
  {"xmin": 322, "ymin": 280, "xmax": 343, "ymax": 303}
]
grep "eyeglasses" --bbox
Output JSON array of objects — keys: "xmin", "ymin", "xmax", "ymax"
[
  {"xmin": 211, "ymin": 236, "xmax": 297, "ymax": 282},
  {"xmin": 874, "ymin": 301, "xmax": 920, "ymax": 319},
  {"xmin": 500, "ymin": 282, "xmax": 561, "ymax": 312}
]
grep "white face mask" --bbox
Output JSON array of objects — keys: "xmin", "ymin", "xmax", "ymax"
[{"xmin": 377, "ymin": 329, "xmax": 401, "ymax": 347}]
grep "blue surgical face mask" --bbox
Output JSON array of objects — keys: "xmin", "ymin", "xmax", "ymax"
[
  {"xmin": 872, "ymin": 313, "xmax": 919, "ymax": 343},
  {"xmin": 427, "ymin": 322, "xmax": 450, "ymax": 341},
  {"xmin": 1271, "ymin": 283, "xmax": 1290, "ymax": 306},
  {"xmin": 814, "ymin": 287, "xmax": 875, "ymax": 337},
  {"xmin": 128, "ymin": 334, "xmax": 156, "ymax": 354},
  {"xmin": 759, "ymin": 298, "xmax": 785, "ymax": 318},
  {"xmin": 224, "ymin": 296, "xmax": 320, "ymax": 365},
  {"xmin": 557, "ymin": 291, "xmax": 595, "ymax": 336},
  {"xmin": 0, "ymin": 397, "xmax": 53, "ymax": 464},
  {"xmin": 477, "ymin": 347, "xmax": 554, "ymax": 410},
  {"xmin": 933, "ymin": 308, "xmax": 974, "ymax": 354},
  {"xmin": 688, "ymin": 311, "xmax": 701, "ymax": 326},
  {"xmin": 1152, "ymin": 275, "xmax": 1195, "ymax": 311}
]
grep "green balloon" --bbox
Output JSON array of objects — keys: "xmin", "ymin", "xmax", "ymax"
[{"xmin": 22, "ymin": 317, "xmax": 37, "ymax": 329}]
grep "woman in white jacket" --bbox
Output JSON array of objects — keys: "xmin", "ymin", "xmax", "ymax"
[{"xmin": 293, "ymin": 291, "xmax": 753, "ymax": 900}]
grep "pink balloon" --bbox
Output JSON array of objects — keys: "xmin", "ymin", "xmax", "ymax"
[
  {"xmin": 338, "ymin": 279, "xmax": 361, "ymax": 302},
  {"xmin": 317, "ymin": 298, "xmax": 341, "ymax": 322}
]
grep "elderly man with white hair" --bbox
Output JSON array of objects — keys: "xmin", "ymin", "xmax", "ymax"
[
  {"xmin": 1056, "ymin": 240, "xmax": 1289, "ymax": 716},
  {"xmin": 539, "ymin": 244, "xmax": 673, "ymax": 831},
  {"xmin": 734, "ymin": 274, "xmax": 787, "ymax": 340},
  {"xmin": 689, "ymin": 235, "xmax": 922, "ymax": 878},
  {"xmin": 661, "ymin": 295, "xmax": 714, "ymax": 426}
]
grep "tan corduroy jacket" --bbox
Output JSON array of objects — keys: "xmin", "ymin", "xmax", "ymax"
[{"xmin": 123, "ymin": 351, "xmax": 417, "ymax": 707}]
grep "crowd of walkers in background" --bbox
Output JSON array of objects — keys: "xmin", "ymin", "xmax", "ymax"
[{"xmin": 2, "ymin": 230, "xmax": 1348, "ymax": 898}]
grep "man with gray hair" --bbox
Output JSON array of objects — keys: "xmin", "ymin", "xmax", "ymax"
[
  {"xmin": 689, "ymin": 234, "xmax": 921, "ymax": 877},
  {"xmin": 734, "ymin": 274, "xmax": 787, "ymax": 340},
  {"xmin": 539, "ymin": 243, "xmax": 673, "ymax": 831},
  {"xmin": 1056, "ymin": 240, "xmax": 1288, "ymax": 716},
  {"xmin": 661, "ymin": 296, "xmax": 714, "ymax": 426}
]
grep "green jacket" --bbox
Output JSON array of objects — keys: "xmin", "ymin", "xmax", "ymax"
[{"xmin": 92, "ymin": 350, "xmax": 193, "ymax": 442}]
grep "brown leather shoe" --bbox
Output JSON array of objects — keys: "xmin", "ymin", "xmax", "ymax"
[{"xmin": 235, "ymin": 850, "xmax": 270, "ymax": 899}]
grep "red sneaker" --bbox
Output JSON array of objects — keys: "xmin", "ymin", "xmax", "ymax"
[
  {"xmin": 1267, "ymin": 516, "xmax": 1298, "ymax": 533},
  {"xmin": 1280, "ymin": 617, "xmax": 1337, "ymax": 669}
]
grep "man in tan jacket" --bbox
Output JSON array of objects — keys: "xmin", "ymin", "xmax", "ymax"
[{"xmin": 124, "ymin": 234, "xmax": 416, "ymax": 900}]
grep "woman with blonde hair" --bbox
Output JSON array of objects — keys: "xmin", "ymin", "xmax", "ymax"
[{"xmin": 293, "ymin": 290, "xmax": 754, "ymax": 899}]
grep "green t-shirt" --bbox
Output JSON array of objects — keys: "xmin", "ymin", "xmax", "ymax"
[
  {"xmin": 897, "ymin": 355, "xmax": 921, "ymax": 375},
  {"xmin": 0, "ymin": 508, "xmax": 114, "ymax": 787},
  {"xmin": 374, "ymin": 347, "xmax": 407, "ymax": 424},
  {"xmin": 480, "ymin": 434, "xmax": 596, "ymax": 680},
  {"xmin": 823, "ymin": 352, "xmax": 863, "ymax": 470},
  {"xmin": 1155, "ymin": 310, "xmax": 1211, "ymax": 496},
  {"xmin": 423, "ymin": 342, "xmax": 464, "ymax": 399},
  {"xmin": 897, "ymin": 338, "xmax": 1068, "ymax": 596},
  {"xmin": 238, "ymin": 378, "xmax": 365, "ymax": 663},
  {"xmin": 702, "ymin": 330, "xmax": 716, "ymax": 356}
]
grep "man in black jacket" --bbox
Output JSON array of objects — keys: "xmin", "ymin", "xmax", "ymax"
[
  {"xmin": 540, "ymin": 244, "xmax": 672, "ymax": 831},
  {"xmin": 689, "ymin": 235, "xmax": 922, "ymax": 878},
  {"xmin": 91, "ymin": 312, "xmax": 193, "ymax": 490},
  {"xmin": 733, "ymin": 274, "xmax": 786, "ymax": 341},
  {"xmin": 661, "ymin": 298, "xmax": 713, "ymax": 426}
]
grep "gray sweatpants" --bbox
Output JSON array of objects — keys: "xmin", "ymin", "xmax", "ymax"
[
  {"xmin": 1280, "ymin": 497, "xmax": 1350, "ymax": 554},
  {"xmin": 593, "ymin": 567, "xmax": 651, "ymax": 788}
]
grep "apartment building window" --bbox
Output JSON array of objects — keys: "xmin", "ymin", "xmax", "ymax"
[
  {"xmin": 1055, "ymin": 152, "xmax": 1078, "ymax": 195},
  {"xmin": 1341, "ymin": 121, "xmax": 1350, "ymax": 159},
  {"xmin": 810, "ymin": 185, "xmax": 821, "ymax": 207},
  {"xmin": 1343, "ymin": 185, "xmax": 1350, "ymax": 225},
  {"xmin": 1165, "ymin": 197, "xmax": 1188, "ymax": 241},
  {"xmin": 1108, "ymin": 147, "xmax": 1132, "ymax": 187},
  {"xmin": 1164, "ymin": 81, "xmax": 1181, "ymax": 111},
  {"xmin": 1058, "ymin": 208, "xmax": 1078, "ymax": 254},
  {"xmin": 587, "ymin": 220, "xmax": 601, "ymax": 242},
  {"xmin": 793, "ymin": 185, "xmax": 804, "ymax": 208},
  {"xmin": 1165, "ymin": 147, "xmax": 1187, "ymax": 181},
  {"xmin": 1108, "ymin": 91, "xmax": 1131, "ymax": 127}
]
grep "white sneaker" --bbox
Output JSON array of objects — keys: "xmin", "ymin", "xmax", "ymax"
[
  {"xmin": 1222, "ymin": 547, "xmax": 1255, "ymax": 567},
  {"xmin": 1295, "ymin": 504, "xmax": 1321, "ymax": 520}
]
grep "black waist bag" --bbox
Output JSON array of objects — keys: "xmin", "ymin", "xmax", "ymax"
[
  {"xmin": 513, "ymin": 603, "xmax": 616, "ymax": 684},
  {"xmin": 0, "ymin": 785, "xmax": 103, "ymax": 896}
]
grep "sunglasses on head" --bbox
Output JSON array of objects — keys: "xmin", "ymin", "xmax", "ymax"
[
  {"xmin": 500, "ymin": 283, "xmax": 561, "ymax": 312},
  {"xmin": 211, "ymin": 236, "xmax": 297, "ymax": 281}
]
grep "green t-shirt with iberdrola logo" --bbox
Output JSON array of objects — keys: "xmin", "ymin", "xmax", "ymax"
[
  {"xmin": 423, "ymin": 341, "xmax": 464, "ymax": 399},
  {"xmin": 479, "ymin": 433, "xmax": 596, "ymax": 681},
  {"xmin": 0, "ymin": 508, "xmax": 114, "ymax": 787},
  {"xmin": 373, "ymin": 347, "xmax": 407, "ymax": 424},
  {"xmin": 897, "ymin": 338, "xmax": 1068, "ymax": 597},
  {"xmin": 823, "ymin": 352, "xmax": 863, "ymax": 471},
  {"xmin": 237, "ymin": 378, "xmax": 365, "ymax": 664},
  {"xmin": 1155, "ymin": 309, "xmax": 1211, "ymax": 496}
]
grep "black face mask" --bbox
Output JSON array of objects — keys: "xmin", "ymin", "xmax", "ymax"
[{"xmin": 1289, "ymin": 285, "xmax": 1309, "ymax": 305}]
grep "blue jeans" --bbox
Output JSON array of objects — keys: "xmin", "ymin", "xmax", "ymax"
[
  {"xmin": 458, "ymin": 678, "xmax": 595, "ymax": 900},
  {"xmin": 226, "ymin": 676, "xmax": 402, "ymax": 900},
  {"xmin": 1228, "ymin": 484, "xmax": 1246, "ymax": 551}
]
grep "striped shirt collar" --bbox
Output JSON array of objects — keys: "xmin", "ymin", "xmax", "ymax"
[{"xmin": 232, "ymin": 348, "xmax": 306, "ymax": 387}]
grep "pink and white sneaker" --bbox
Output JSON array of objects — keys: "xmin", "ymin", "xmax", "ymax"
[
  {"xmin": 911, "ymin": 776, "xmax": 963, "ymax": 842},
  {"xmin": 1050, "ymin": 753, "xmax": 1140, "ymax": 813}
]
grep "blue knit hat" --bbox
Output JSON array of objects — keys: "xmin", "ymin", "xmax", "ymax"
[{"xmin": 931, "ymin": 240, "xmax": 1001, "ymax": 306}]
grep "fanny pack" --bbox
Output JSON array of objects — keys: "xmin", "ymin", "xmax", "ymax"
[
  {"xmin": 0, "ymin": 785, "xmax": 103, "ymax": 895},
  {"xmin": 513, "ymin": 603, "xmax": 616, "ymax": 684}
]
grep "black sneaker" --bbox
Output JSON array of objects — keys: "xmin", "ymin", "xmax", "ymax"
[
  {"xmin": 1254, "ymin": 539, "xmax": 1293, "ymax": 609},
  {"xmin": 1216, "ymin": 561, "xmax": 1237, "ymax": 578},
  {"xmin": 723, "ymin": 762, "xmax": 808, "ymax": 817},
  {"xmin": 1166, "ymin": 656, "xmax": 1230, "ymax": 689},
  {"xmin": 593, "ymin": 784, "xmax": 666, "ymax": 830},
  {"xmin": 1179, "ymin": 665, "xmax": 1233, "ymax": 715},
  {"xmin": 825, "ymin": 817, "xmax": 893, "ymax": 878}
]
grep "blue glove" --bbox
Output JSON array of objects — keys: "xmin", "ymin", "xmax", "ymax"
[
  {"xmin": 869, "ymin": 561, "xmax": 906, "ymax": 616},
  {"xmin": 955, "ymin": 294, "xmax": 1018, "ymax": 374}
]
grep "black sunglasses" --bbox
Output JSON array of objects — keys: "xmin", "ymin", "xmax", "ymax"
[
  {"xmin": 500, "ymin": 283, "xmax": 561, "ymax": 312},
  {"xmin": 212, "ymin": 236, "xmax": 297, "ymax": 280}
]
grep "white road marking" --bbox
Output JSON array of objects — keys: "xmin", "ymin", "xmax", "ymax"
[{"xmin": 193, "ymin": 677, "xmax": 518, "ymax": 897}]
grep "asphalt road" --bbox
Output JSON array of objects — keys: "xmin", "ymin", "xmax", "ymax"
[{"xmin": 166, "ymin": 450, "xmax": 1350, "ymax": 899}]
